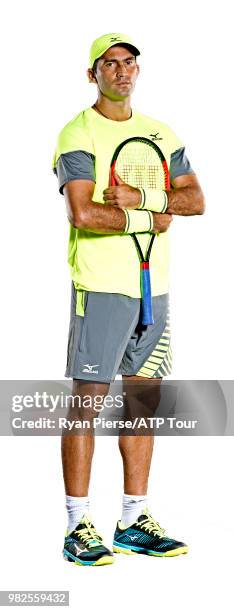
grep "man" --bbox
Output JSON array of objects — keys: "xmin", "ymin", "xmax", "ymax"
[{"xmin": 53, "ymin": 33, "xmax": 205, "ymax": 566}]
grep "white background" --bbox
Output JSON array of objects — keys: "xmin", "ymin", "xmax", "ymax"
[{"xmin": 0, "ymin": 0, "xmax": 233, "ymax": 609}]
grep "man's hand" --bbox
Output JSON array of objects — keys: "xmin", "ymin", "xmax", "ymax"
[
  {"xmin": 64, "ymin": 179, "xmax": 172, "ymax": 235},
  {"xmin": 103, "ymin": 173, "xmax": 141, "ymax": 209},
  {"xmin": 152, "ymin": 212, "xmax": 173, "ymax": 233}
]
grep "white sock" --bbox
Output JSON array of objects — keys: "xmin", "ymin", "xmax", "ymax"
[
  {"xmin": 66, "ymin": 495, "xmax": 89, "ymax": 534},
  {"xmin": 121, "ymin": 494, "xmax": 147, "ymax": 527}
]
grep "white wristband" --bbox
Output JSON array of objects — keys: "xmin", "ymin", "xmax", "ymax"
[
  {"xmin": 138, "ymin": 188, "xmax": 146, "ymax": 209},
  {"xmin": 123, "ymin": 209, "xmax": 153, "ymax": 234},
  {"xmin": 139, "ymin": 188, "xmax": 168, "ymax": 213}
]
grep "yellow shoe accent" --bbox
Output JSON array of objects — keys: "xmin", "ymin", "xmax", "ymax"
[
  {"xmin": 94, "ymin": 555, "xmax": 114, "ymax": 566},
  {"xmin": 149, "ymin": 545, "xmax": 189, "ymax": 557},
  {"xmin": 113, "ymin": 545, "xmax": 189, "ymax": 557},
  {"xmin": 163, "ymin": 546, "xmax": 189, "ymax": 557},
  {"xmin": 70, "ymin": 560, "xmax": 84, "ymax": 566},
  {"xmin": 113, "ymin": 545, "xmax": 136, "ymax": 555}
]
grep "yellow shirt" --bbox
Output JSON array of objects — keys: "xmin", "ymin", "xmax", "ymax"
[{"xmin": 53, "ymin": 107, "xmax": 184, "ymax": 297}]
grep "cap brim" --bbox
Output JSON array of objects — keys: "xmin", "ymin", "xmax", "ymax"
[
  {"xmin": 109, "ymin": 42, "xmax": 140, "ymax": 56},
  {"xmin": 91, "ymin": 41, "xmax": 140, "ymax": 67}
]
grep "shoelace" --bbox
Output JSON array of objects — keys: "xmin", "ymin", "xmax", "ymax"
[
  {"xmin": 74, "ymin": 521, "xmax": 103, "ymax": 547},
  {"xmin": 136, "ymin": 514, "xmax": 166, "ymax": 538}
]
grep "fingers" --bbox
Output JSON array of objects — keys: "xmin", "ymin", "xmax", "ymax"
[
  {"xmin": 113, "ymin": 172, "xmax": 124, "ymax": 185},
  {"xmin": 152, "ymin": 212, "xmax": 173, "ymax": 233},
  {"xmin": 103, "ymin": 184, "xmax": 141, "ymax": 208},
  {"xmin": 103, "ymin": 187, "xmax": 115, "ymax": 199},
  {"xmin": 103, "ymin": 186, "xmax": 124, "ymax": 205},
  {"xmin": 108, "ymin": 170, "xmax": 124, "ymax": 187},
  {"xmin": 103, "ymin": 190, "xmax": 117, "ymax": 205},
  {"xmin": 104, "ymin": 200, "xmax": 119, "ymax": 206}
]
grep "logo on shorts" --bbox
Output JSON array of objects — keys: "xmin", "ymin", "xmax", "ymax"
[{"xmin": 82, "ymin": 364, "xmax": 99, "ymax": 374}]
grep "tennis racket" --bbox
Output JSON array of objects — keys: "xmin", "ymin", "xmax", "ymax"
[{"xmin": 110, "ymin": 137, "xmax": 170, "ymax": 325}]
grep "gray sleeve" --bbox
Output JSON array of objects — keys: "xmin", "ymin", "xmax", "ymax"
[
  {"xmin": 170, "ymin": 147, "xmax": 195, "ymax": 180},
  {"xmin": 53, "ymin": 150, "xmax": 96, "ymax": 194}
]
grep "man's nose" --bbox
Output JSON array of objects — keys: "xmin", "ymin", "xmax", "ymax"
[{"xmin": 116, "ymin": 62, "xmax": 128, "ymax": 76}]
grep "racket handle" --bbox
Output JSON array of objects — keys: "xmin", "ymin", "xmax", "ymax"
[{"xmin": 140, "ymin": 262, "xmax": 154, "ymax": 325}]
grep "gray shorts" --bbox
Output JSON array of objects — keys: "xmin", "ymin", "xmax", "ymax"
[{"xmin": 65, "ymin": 283, "xmax": 172, "ymax": 382}]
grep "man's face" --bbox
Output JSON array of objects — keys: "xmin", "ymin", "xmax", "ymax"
[{"xmin": 89, "ymin": 45, "xmax": 140, "ymax": 101}]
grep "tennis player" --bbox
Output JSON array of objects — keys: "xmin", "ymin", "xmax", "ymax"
[{"xmin": 53, "ymin": 33, "xmax": 205, "ymax": 566}]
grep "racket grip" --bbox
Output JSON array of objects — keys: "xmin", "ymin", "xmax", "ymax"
[{"xmin": 140, "ymin": 262, "xmax": 154, "ymax": 325}]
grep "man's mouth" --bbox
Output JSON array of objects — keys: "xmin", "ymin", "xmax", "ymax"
[{"xmin": 115, "ymin": 81, "xmax": 131, "ymax": 86}]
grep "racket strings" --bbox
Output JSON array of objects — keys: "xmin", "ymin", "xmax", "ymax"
[{"xmin": 115, "ymin": 142, "xmax": 166, "ymax": 189}]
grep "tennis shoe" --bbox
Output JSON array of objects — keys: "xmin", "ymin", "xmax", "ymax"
[
  {"xmin": 113, "ymin": 508, "xmax": 188, "ymax": 557},
  {"xmin": 63, "ymin": 515, "xmax": 114, "ymax": 566}
]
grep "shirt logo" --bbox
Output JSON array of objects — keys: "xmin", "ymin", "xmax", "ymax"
[
  {"xmin": 150, "ymin": 132, "xmax": 163, "ymax": 141},
  {"xmin": 82, "ymin": 364, "xmax": 99, "ymax": 374}
]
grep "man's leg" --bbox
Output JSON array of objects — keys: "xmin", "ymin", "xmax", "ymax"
[
  {"xmin": 61, "ymin": 379, "xmax": 114, "ymax": 566},
  {"xmin": 61, "ymin": 379, "xmax": 109, "ymax": 496},
  {"xmin": 118, "ymin": 294, "xmax": 169, "ymax": 507},
  {"xmin": 114, "ymin": 374, "xmax": 188, "ymax": 556},
  {"xmin": 119, "ymin": 375, "xmax": 161, "ymax": 495}
]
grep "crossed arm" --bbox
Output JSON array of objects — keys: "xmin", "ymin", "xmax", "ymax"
[{"xmin": 64, "ymin": 173, "xmax": 205, "ymax": 234}]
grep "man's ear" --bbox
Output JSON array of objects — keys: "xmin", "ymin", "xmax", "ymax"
[{"xmin": 87, "ymin": 68, "xmax": 97, "ymax": 83}]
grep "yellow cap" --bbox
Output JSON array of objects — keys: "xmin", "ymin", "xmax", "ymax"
[{"xmin": 89, "ymin": 33, "xmax": 140, "ymax": 68}]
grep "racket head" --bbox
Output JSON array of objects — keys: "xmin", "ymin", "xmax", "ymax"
[{"xmin": 110, "ymin": 136, "xmax": 170, "ymax": 190}]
